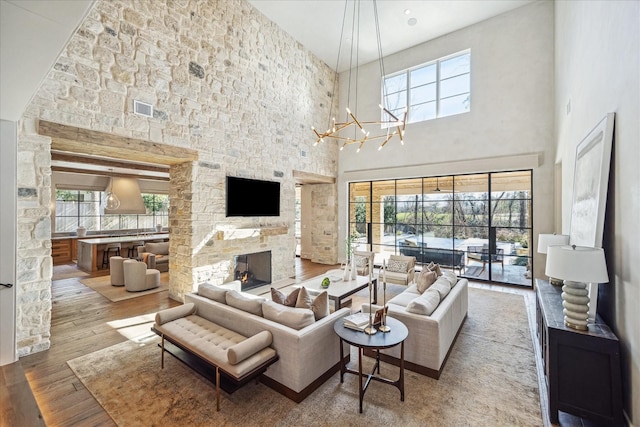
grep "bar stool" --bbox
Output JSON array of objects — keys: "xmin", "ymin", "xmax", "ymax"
[
  {"xmin": 128, "ymin": 241, "xmax": 144, "ymax": 258},
  {"xmin": 102, "ymin": 243, "xmax": 121, "ymax": 268}
]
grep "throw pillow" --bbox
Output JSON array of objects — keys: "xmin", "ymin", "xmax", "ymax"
[
  {"xmin": 225, "ymin": 290, "xmax": 265, "ymax": 317},
  {"xmin": 295, "ymin": 287, "xmax": 330, "ymax": 320},
  {"xmin": 198, "ymin": 283, "xmax": 228, "ymax": 303},
  {"xmin": 262, "ymin": 300, "xmax": 316, "ymax": 330},
  {"xmin": 354, "ymin": 256, "xmax": 368, "ymax": 268},
  {"xmin": 405, "ymin": 288, "xmax": 441, "ymax": 316},
  {"xmin": 415, "ymin": 269, "xmax": 438, "ymax": 293},
  {"xmin": 270, "ymin": 287, "xmax": 300, "ymax": 307},
  {"xmin": 432, "ymin": 263, "xmax": 443, "ymax": 276},
  {"xmin": 387, "ymin": 259, "xmax": 409, "ymax": 273}
]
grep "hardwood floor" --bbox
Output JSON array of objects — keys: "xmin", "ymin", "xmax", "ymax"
[{"xmin": 3, "ymin": 259, "xmax": 595, "ymax": 426}]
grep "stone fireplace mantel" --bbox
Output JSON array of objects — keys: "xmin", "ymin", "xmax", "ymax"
[{"xmin": 216, "ymin": 226, "xmax": 288, "ymax": 241}]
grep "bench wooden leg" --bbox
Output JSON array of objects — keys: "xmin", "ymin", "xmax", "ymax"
[
  {"xmin": 161, "ymin": 335, "xmax": 165, "ymax": 369},
  {"xmin": 216, "ymin": 367, "xmax": 220, "ymax": 411}
]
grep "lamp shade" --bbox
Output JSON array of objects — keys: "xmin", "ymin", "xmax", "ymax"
[
  {"xmin": 537, "ymin": 233, "xmax": 569, "ymax": 254},
  {"xmin": 545, "ymin": 245, "xmax": 609, "ymax": 284}
]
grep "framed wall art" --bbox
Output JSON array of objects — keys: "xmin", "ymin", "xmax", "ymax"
[{"xmin": 569, "ymin": 112, "xmax": 615, "ymax": 321}]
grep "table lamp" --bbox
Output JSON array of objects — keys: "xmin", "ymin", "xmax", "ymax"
[
  {"xmin": 545, "ymin": 245, "xmax": 608, "ymax": 330},
  {"xmin": 537, "ymin": 233, "xmax": 569, "ymax": 286}
]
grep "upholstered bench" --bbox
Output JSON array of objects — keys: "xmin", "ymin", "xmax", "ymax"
[{"xmin": 152, "ymin": 303, "xmax": 278, "ymax": 411}]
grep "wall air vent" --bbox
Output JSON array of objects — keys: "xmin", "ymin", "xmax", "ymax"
[{"xmin": 133, "ymin": 100, "xmax": 153, "ymax": 117}]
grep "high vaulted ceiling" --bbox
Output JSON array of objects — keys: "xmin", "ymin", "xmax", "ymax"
[
  {"xmin": 248, "ymin": 0, "xmax": 536, "ymax": 72},
  {"xmin": 1, "ymin": 0, "xmax": 534, "ymax": 177}
]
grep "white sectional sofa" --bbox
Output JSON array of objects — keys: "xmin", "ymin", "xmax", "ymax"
[
  {"xmin": 363, "ymin": 271, "xmax": 468, "ymax": 378},
  {"xmin": 184, "ymin": 284, "xmax": 351, "ymax": 402}
]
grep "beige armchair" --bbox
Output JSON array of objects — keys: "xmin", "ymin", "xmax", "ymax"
[
  {"xmin": 383, "ymin": 254, "xmax": 416, "ymax": 286},
  {"xmin": 123, "ymin": 259, "xmax": 160, "ymax": 292},
  {"xmin": 352, "ymin": 251, "xmax": 375, "ymax": 276},
  {"xmin": 137, "ymin": 241, "xmax": 169, "ymax": 272}
]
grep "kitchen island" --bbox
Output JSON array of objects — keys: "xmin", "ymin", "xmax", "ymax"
[{"xmin": 76, "ymin": 234, "xmax": 169, "ymax": 272}]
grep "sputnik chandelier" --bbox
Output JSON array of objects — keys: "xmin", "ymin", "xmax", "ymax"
[{"xmin": 312, "ymin": 0, "xmax": 407, "ymax": 153}]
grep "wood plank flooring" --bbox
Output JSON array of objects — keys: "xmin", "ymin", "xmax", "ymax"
[
  {"xmin": 4, "ymin": 259, "xmax": 336, "ymax": 427},
  {"xmin": 3, "ymin": 259, "xmax": 592, "ymax": 427}
]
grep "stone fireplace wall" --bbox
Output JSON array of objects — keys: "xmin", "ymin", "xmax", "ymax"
[{"xmin": 16, "ymin": 0, "xmax": 339, "ymax": 355}]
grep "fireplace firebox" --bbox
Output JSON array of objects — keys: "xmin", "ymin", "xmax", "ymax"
[{"xmin": 234, "ymin": 251, "xmax": 271, "ymax": 291}]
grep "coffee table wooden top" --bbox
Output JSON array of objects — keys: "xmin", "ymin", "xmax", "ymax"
[{"xmin": 291, "ymin": 270, "xmax": 377, "ymax": 310}]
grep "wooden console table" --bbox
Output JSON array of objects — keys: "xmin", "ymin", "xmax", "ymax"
[{"xmin": 535, "ymin": 279, "xmax": 623, "ymax": 426}]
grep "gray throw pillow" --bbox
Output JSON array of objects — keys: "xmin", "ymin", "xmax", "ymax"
[
  {"xmin": 270, "ymin": 287, "xmax": 300, "ymax": 307},
  {"xmin": 295, "ymin": 287, "xmax": 330, "ymax": 320},
  {"xmin": 415, "ymin": 269, "xmax": 437, "ymax": 293}
]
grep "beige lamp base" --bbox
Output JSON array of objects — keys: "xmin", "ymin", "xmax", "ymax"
[{"xmin": 562, "ymin": 280, "xmax": 590, "ymax": 331}]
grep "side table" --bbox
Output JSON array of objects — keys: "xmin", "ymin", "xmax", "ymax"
[{"xmin": 334, "ymin": 316, "xmax": 409, "ymax": 413}]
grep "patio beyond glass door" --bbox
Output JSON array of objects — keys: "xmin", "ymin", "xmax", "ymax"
[{"xmin": 348, "ymin": 170, "xmax": 533, "ymax": 287}]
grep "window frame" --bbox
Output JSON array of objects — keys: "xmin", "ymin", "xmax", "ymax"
[
  {"xmin": 54, "ymin": 189, "xmax": 169, "ymax": 233},
  {"xmin": 381, "ymin": 49, "xmax": 471, "ymax": 126}
]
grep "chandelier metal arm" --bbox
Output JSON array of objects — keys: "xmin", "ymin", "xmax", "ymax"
[{"xmin": 312, "ymin": 0, "xmax": 407, "ymax": 153}]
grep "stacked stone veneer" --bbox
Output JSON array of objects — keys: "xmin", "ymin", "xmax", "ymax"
[
  {"xmin": 17, "ymin": 0, "xmax": 339, "ymax": 355},
  {"xmin": 16, "ymin": 131, "xmax": 53, "ymax": 356}
]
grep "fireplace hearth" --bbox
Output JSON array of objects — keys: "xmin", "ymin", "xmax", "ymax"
[{"xmin": 234, "ymin": 251, "xmax": 271, "ymax": 291}]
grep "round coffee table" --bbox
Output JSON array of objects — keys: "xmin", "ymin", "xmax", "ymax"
[{"xmin": 334, "ymin": 316, "xmax": 408, "ymax": 413}]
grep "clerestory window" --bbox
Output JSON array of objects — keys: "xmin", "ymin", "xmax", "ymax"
[{"xmin": 382, "ymin": 50, "xmax": 470, "ymax": 126}]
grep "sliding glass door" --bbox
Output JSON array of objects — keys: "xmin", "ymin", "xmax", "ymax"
[{"xmin": 348, "ymin": 170, "xmax": 532, "ymax": 287}]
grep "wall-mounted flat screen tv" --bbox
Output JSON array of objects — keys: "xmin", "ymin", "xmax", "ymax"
[{"xmin": 226, "ymin": 176, "xmax": 280, "ymax": 217}]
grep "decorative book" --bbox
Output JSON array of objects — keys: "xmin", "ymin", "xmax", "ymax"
[{"xmin": 343, "ymin": 312, "xmax": 369, "ymax": 329}]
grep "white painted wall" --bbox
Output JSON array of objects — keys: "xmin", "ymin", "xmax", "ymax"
[
  {"xmin": 555, "ymin": 1, "xmax": 639, "ymax": 423},
  {"xmin": 335, "ymin": 1, "xmax": 555, "ymax": 281},
  {"xmin": 0, "ymin": 120, "xmax": 18, "ymax": 365}
]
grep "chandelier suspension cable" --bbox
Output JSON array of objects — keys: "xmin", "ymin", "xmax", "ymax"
[
  {"xmin": 311, "ymin": 0, "xmax": 407, "ymax": 153},
  {"xmin": 326, "ymin": 0, "xmax": 349, "ymax": 135}
]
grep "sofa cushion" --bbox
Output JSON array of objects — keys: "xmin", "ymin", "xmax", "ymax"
[
  {"xmin": 145, "ymin": 241, "xmax": 169, "ymax": 255},
  {"xmin": 226, "ymin": 290, "xmax": 265, "ymax": 316},
  {"xmin": 270, "ymin": 287, "xmax": 300, "ymax": 307},
  {"xmin": 415, "ymin": 269, "xmax": 438, "ymax": 293},
  {"xmin": 388, "ymin": 285, "xmax": 422, "ymax": 307},
  {"xmin": 443, "ymin": 270, "xmax": 458, "ymax": 287},
  {"xmin": 262, "ymin": 300, "xmax": 316, "ymax": 330},
  {"xmin": 295, "ymin": 287, "xmax": 329, "ymax": 320},
  {"xmin": 430, "ymin": 277, "xmax": 451, "ymax": 299},
  {"xmin": 405, "ymin": 288, "xmax": 441, "ymax": 316},
  {"xmin": 387, "ymin": 259, "xmax": 409, "ymax": 273},
  {"xmin": 198, "ymin": 283, "xmax": 228, "ymax": 303},
  {"xmin": 227, "ymin": 330, "xmax": 273, "ymax": 365}
]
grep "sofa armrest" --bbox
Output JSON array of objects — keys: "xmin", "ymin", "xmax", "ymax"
[
  {"xmin": 155, "ymin": 303, "xmax": 196, "ymax": 325},
  {"xmin": 227, "ymin": 330, "xmax": 273, "ymax": 365}
]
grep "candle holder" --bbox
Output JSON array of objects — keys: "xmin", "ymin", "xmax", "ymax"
[
  {"xmin": 363, "ymin": 257, "xmax": 377, "ymax": 335},
  {"xmin": 378, "ymin": 278, "xmax": 390, "ymax": 332}
]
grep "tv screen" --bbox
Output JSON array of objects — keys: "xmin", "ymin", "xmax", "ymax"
[{"xmin": 226, "ymin": 176, "xmax": 280, "ymax": 217}]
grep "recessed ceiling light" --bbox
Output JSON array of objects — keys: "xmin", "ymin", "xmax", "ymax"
[
  {"xmin": 408, "ymin": 17, "xmax": 417, "ymax": 26},
  {"xmin": 404, "ymin": 9, "xmax": 411, "ymax": 15}
]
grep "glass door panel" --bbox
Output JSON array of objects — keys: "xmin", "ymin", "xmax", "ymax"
[{"xmin": 348, "ymin": 170, "xmax": 533, "ymax": 287}]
